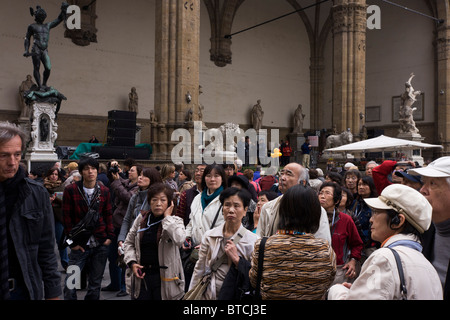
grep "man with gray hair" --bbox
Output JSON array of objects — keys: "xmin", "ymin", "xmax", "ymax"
[
  {"xmin": 0, "ymin": 121, "xmax": 61, "ymax": 300},
  {"xmin": 365, "ymin": 160, "xmax": 378, "ymax": 177},
  {"xmin": 257, "ymin": 162, "xmax": 331, "ymax": 242},
  {"xmin": 409, "ymin": 157, "xmax": 450, "ymax": 300}
]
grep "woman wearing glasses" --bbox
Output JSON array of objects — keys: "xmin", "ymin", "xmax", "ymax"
[
  {"xmin": 188, "ymin": 187, "xmax": 258, "ymax": 300},
  {"xmin": 123, "ymin": 183, "xmax": 185, "ymax": 300}
]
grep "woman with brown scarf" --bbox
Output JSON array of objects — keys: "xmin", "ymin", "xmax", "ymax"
[{"xmin": 43, "ymin": 166, "xmax": 68, "ymax": 270}]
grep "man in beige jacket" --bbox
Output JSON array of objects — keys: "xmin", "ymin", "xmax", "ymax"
[{"xmin": 257, "ymin": 162, "xmax": 331, "ymax": 243}]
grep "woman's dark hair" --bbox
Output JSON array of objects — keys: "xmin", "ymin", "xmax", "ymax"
[
  {"xmin": 278, "ymin": 185, "xmax": 322, "ymax": 234},
  {"xmin": 201, "ymin": 164, "xmax": 227, "ymax": 190},
  {"xmin": 309, "ymin": 168, "xmax": 319, "ymax": 180},
  {"xmin": 340, "ymin": 187, "xmax": 354, "ymax": 209},
  {"xmin": 358, "ymin": 176, "xmax": 378, "ymax": 198},
  {"xmin": 78, "ymin": 157, "xmax": 99, "ymax": 172},
  {"xmin": 219, "ymin": 187, "xmax": 251, "ymax": 208},
  {"xmin": 147, "ymin": 183, "xmax": 175, "ymax": 208},
  {"xmin": 325, "ymin": 171, "xmax": 342, "ymax": 184},
  {"xmin": 258, "ymin": 190, "xmax": 278, "ymax": 202},
  {"xmin": 181, "ymin": 169, "xmax": 192, "ymax": 181},
  {"xmin": 131, "ymin": 165, "xmax": 143, "ymax": 177},
  {"xmin": 44, "ymin": 166, "xmax": 63, "ymax": 180},
  {"xmin": 319, "ymin": 181, "xmax": 342, "ymax": 207},
  {"xmin": 142, "ymin": 167, "xmax": 163, "ymax": 185},
  {"xmin": 342, "ymin": 169, "xmax": 362, "ymax": 186},
  {"xmin": 385, "ymin": 209, "xmax": 422, "ymax": 240}
]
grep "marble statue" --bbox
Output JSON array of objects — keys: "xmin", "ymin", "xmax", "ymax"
[
  {"xmin": 293, "ymin": 104, "xmax": 306, "ymax": 133},
  {"xmin": 128, "ymin": 87, "xmax": 138, "ymax": 114},
  {"xmin": 19, "ymin": 75, "xmax": 36, "ymax": 118},
  {"xmin": 325, "ymin": 129, "xmax": 353, "ymax": 149},
  {"xmin": 251, "ymin": 99, "xmax": 264, "ymax": 131},
  {"xmin": 398, "ymin": 73, "xmax": 420, "ymax": 134}
]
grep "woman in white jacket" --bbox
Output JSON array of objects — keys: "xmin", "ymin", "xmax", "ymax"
[
  {"xmin": 185, "ymin": 164, "xmax": 227, "ymax": 247},
  {"xmin": 123, "ymin": 183, "xmax": 186, "ymax": 300},
  {"xmin": 328, "ymin": 184, "xmax": 443, "ymax": 300}
]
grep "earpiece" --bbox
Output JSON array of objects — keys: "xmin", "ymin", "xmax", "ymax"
[{"xmin": 390, "ymin": 215, "xmax": 401, "ymax": 228}]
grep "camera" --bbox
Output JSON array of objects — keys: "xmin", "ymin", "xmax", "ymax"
[{"xmin": 109, "ymin": 164, "xmax": 119, "ymax": 174}]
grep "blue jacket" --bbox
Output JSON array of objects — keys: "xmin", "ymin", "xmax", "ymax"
[{"xmin": 8, "ymin": 177, "xmax": 62, "ymax": 299}]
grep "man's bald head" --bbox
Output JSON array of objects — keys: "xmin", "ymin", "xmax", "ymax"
[{"xmin": 278, "ymin": 162, "xmax": 308, "ymax": 194}]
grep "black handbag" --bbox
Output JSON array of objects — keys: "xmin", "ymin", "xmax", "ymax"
[{"xmin": 218, "ymin": 236, "xmax": 268, "ymax": 301}]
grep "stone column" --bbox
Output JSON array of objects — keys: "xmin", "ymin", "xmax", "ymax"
[
  {"xmin": 154, "ymin": 0, "xmax": 200, "ymax": 160},
  {"xmin": 436, "ymin": 4, "xmax": 450, "ymax": 156},
  {"xmin": 331, "ymin": 0, "xmax": 366, "ymax": 138}
]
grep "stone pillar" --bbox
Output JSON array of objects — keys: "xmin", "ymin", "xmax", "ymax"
[
  {"xmin": 310, "ymin": 56, "xmax": 325, "ymax": 130},
  {"xmin": 436, "ymin": 4, "xmax": 450, "ymax": 156},
  {"xmin": 154, "ymin": 0, "xmax": 200, "ymax": 161},
  {"xmin": 332, "ymin": 0, "xmax": 366, "ymax": 138}
]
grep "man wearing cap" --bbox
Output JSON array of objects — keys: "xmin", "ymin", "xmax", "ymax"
[
  {"xmin": 63, "ymin": 161, "xmax": 81, "ymax": 187},
  {"xmin": 409, "ymin": 156, "xmax": 450, "ymax": 300},
  {"xmin": 257, "ymin": 162, "xmax": 331, "ymax": 243},
  {"xmin": 328, "ymin": 184, "xmax": 442, "ymax": 300},
  {"xmin": 394, "ymin": 169, "xmax": 423, "ymax": 191}
]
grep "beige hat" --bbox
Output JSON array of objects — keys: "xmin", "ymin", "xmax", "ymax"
[
  {"xmin": 364, "ymin": 184, "xmax": 432, "ymax": 234},
  {"xmin": 409, "ymin": 156, "xmax": 450, "ymax": 178},
  {"xmin": 64, "ymin": 162, "xmax": 78, "ymax": 170}
]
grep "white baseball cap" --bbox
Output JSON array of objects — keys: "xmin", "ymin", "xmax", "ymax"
[
  {"xmin": 364, "ymin": 184, "xmax": 432, "ymax": 234},
  {"xmin": 408, "ymin": 156, "xmax": 450, "ymax": 178}
]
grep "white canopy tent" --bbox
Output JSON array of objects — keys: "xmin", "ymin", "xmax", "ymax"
[{"xmin": 324, "ymin": 135, "xmax": 442, "ymax": 162}]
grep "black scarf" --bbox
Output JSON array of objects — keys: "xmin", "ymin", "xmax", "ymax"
[{"xmin": 0, "ymin": 166, "xmax": 26, "ymax": 300}]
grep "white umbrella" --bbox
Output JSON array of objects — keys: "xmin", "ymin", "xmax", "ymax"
[{"xmin": 324, "ymin": 135, "xmax": 443, "ymax": 153}]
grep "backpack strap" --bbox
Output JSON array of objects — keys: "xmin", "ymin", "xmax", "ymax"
[
  {"xmin": 388, "ymin": 248, "xmax": 407, "ymax": 300},
  {"xmin": 255, "ymin": 236, "xmax": 268, "ymax": 299},
  {"xmin": 210, "ymin": 204, "xmax": 223, "ymax": 229}
]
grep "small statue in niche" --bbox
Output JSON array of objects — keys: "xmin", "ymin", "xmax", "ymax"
[
  {"xmin": 150, "ymin": 110, "xmax": 157, "ymax": 123},
  {"xmin": 186, "ymin": 108, "xmax": 193, "ymax": 122},
  {"xmin": 39, "ymin": 116, "xmax": 49, "ymax": 141},
  {"xmin": 128, "ymin": 87, "xmax": 138, "ymax": 114}
]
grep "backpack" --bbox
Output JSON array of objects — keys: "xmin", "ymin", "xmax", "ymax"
[{"xmin": 259, "ymin": 175, "xmax": 276, "ymax": 191}]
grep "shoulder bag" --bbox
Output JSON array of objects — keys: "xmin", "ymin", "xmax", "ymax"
[
  {"xmin": 183, "ymin": 226, "xmax": 244, "ymax": 300},
  {"xmin": 59, "ymin": 184, "xmax": 101, "ymax": 249}
]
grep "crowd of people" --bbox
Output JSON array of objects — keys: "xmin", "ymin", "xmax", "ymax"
[{"xmin": 0, "ymin": 121, "xmax": 448, "ymax": 301}]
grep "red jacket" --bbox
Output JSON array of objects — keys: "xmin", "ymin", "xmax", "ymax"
[
  {"xmin": 330, "ymin": 212, "xmax": 363, "ymax": 265},
  {"xmin": 372, "ymin": 160, "xmax": 397, "ymax": 195}
]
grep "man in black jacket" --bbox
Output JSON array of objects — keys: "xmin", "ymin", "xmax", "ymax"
[
  {"xmin": 0, "ymin": 121, "xmax": 61, "ymax": 300},
  {"xmin": 410, "ymin": 157, "xmax": 450, "ymax": 300}
]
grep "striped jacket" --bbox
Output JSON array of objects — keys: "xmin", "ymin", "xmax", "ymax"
[{"xmin": 249, "ymin": 234, "xmax": 336, "ymax": 300}]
